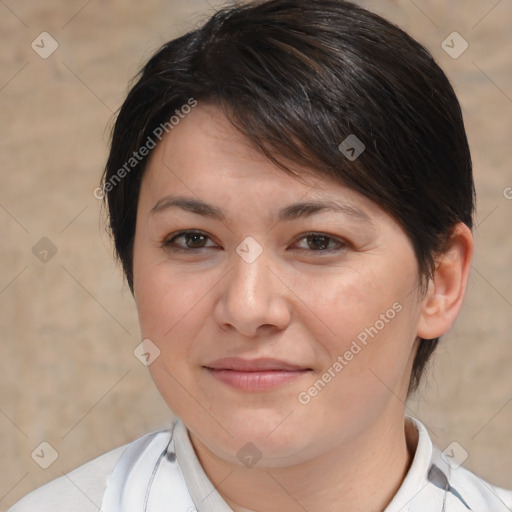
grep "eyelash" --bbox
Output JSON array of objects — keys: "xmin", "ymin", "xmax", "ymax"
[{"xmin": 162, "ymin": 230, "xmax": 348, "ymax": 255}]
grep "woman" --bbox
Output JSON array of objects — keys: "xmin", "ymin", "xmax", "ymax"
[{"xmin": 10, "ymin": 0, "xmax": 511, "ymax": 510}]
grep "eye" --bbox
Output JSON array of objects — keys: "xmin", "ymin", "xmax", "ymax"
[
  {"xmin": 292, "ymin": 232, "xmax": 348, "ymax": 253},
  {"xmin": 162, "ymin": 230, "xmax": 217, "ymax": 252},
  {"xmin": 162, "ymin": 230, "xmax": 347, "ymax": 255}
]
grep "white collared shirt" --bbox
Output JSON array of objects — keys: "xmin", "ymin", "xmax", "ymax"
[{"xmin": 8, "ymin": 416, "xmax": 512, "ymax": 512}]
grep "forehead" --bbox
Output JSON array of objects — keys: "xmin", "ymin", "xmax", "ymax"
[
  {"xmin": 140, "ymin": 103, "xmax": 385, "ymax": 224},
  {"xmin": 144, "ymin": 103, "xmax": 310, "ymax": 185}
]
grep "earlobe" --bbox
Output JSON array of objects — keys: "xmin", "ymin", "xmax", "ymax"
[{"xmin": 416, "ymin": 223, "xmax": 474, "ymax": 340}]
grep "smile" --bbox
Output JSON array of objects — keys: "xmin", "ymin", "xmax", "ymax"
[
  {"xmin": 204, "ymin": 368, "xmax": 311, "ymax": 391},
  {"xmin": 203, "ymin": 357, "xmax": 313, "ymax": 391}
]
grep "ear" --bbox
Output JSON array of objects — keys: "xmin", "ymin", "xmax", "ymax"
[{"xmin": 417, "ymin": 223, "xmax": 474, "ymax": 340}]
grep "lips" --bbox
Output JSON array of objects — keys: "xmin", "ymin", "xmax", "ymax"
[
  {"xmin": 203, "ymin": 357, "xmax": 312, "ymax": 391},
  {"xmin": 204, "ymin": 357, "xmax": 311, "ymax": 372}
]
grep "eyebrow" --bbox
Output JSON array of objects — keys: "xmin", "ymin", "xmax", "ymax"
[{"xmin": 151, "ymin": 195, "xmax": 373, "ymax": 225}]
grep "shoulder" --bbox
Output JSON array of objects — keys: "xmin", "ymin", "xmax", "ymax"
[
  {"xmin": 448, "ymin": 463, "xmax": 512, "ymax": 511},
  {"xmin": 431, "ymin": 445, "xmax": 512, "ymax": 511},
  {"xmin": 7, "ymin": 431, "xmax": 166, "ymax": 512},
  {"xmin": 403, "ymin": 418, "xmax": 511, "ymax": 512}
]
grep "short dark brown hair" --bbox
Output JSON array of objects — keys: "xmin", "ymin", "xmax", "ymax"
[{"xmin": 101, "ymin": 0, "xmax": 475, "ymax": 394}]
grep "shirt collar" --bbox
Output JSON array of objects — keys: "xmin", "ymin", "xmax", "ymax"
[
  {"xmin": 174, "ymin": 415, "xmax": 448, "ymax": 512},
  {"xmin": 173, "ymin": 418, "xmax": 234, "ymax": 512},
  {"xmin": 101, "ymin": 415, "xmax": 453, "ymax": 512}
]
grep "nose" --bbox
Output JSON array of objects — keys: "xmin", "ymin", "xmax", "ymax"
[{"xmin": 213, "ymin": 245, "xmax": 292, "ymax": 337}]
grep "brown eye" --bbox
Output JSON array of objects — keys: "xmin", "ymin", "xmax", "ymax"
[
  {"xmin": 182, "ymin": 232, "xmax": 208, "ymax": 248},
  {"xmin": 162, "ymin": 230, "xmax": 215, "ymax": 252},
  {"xmin": 307, "ymin": 235, "xmax": 330, "ymax": 251},
  {"xmin": 293, "ymin": 233, "xmax": 347, "ymax": 253}
]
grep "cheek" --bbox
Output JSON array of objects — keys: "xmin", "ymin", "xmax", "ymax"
[
  {"xmin": 292, "ymin": 262, "xmax": 407, "ymax": 345},
  {"xmin": 293, "ymin": 257, "xmax": 420, "ymax": 387},
  {"xmin": 135, "ymin": 260, "xmax": 209, "ymax": 341},
  {"xmin": 133, "ymin": 257, "xmax": 213, "ymax": 411},
  {"xmin": 291, "ymin": 267, "xmax": 419, "ymax": 438}
]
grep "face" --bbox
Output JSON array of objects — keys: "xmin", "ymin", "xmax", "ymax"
[{"xmin": 132, "ymin": 103, "xmax": 426, "ymax": 467}]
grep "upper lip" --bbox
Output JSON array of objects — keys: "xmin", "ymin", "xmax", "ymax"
[{"xmin": 204, "ymin": 357, "xmax": 311, "ymax": 372}]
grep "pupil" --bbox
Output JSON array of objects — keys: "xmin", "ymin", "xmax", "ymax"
[
  {"xmin": 188, "ymin": 233, "xmax": 205, "ymax": 248},
  {"xmin": 310, "ymin": 235, "xmax": 328, "ymax": 250}
]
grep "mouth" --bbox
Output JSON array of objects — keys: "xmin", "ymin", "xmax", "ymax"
[{"xmin": 203, "ymin": 357, "xmax": 313, "ymax": 391}]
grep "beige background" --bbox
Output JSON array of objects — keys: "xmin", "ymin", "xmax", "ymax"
[{"xmin": 1, "ymin": 0, "xmax": 511, "ymax": 509}]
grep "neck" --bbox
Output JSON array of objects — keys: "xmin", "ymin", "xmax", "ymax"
[{"xmin": 189, "ymin": 411, "xmax": 416, "ymax": 512}]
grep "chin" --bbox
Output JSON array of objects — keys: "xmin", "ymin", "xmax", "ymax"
[{"xmin": 199, "ymin": 415, "xmax": 313, "ymax": 465}]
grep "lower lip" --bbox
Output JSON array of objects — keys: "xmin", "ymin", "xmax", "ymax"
[{"xmin": 205, "ymin": 368, "xmax": 310, "ymax": 391}]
